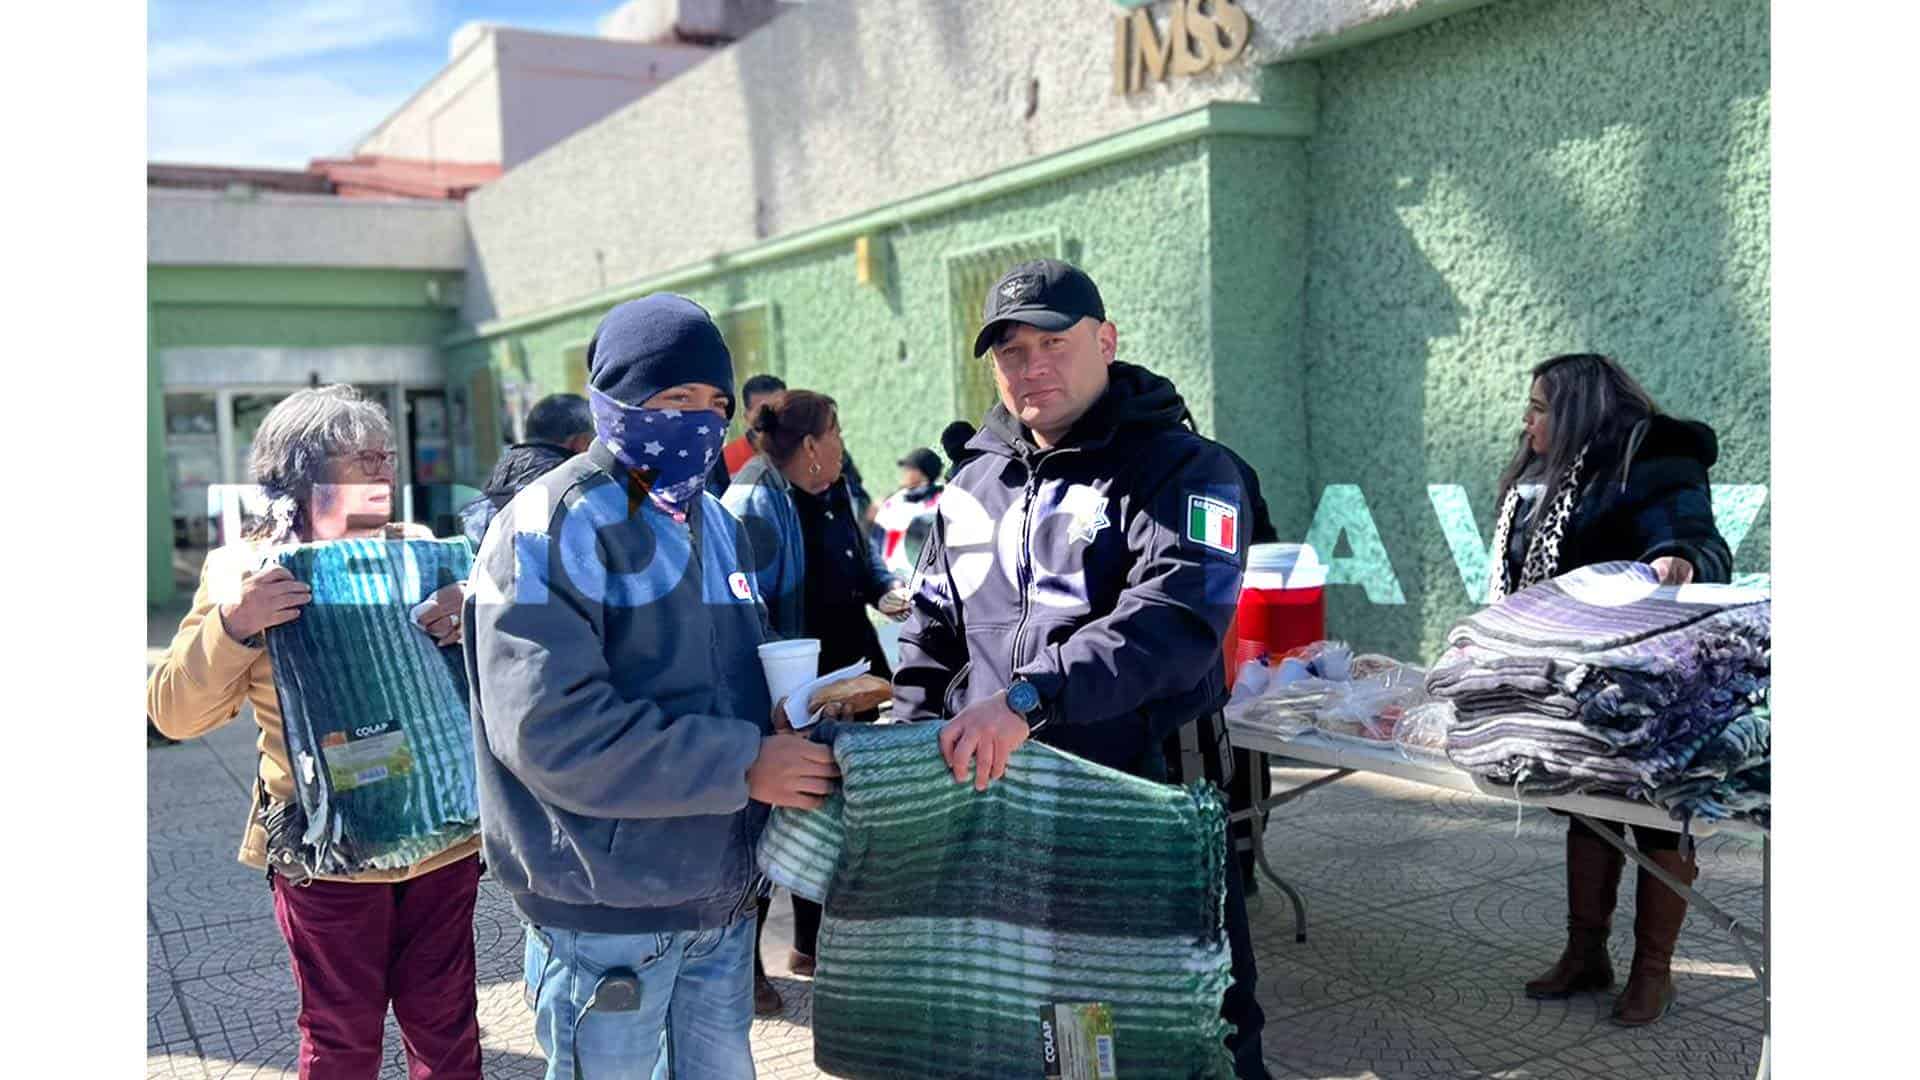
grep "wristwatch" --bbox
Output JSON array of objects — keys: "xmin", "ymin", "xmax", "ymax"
[{"xmin": 1005, "ymin": 678, "xmax": 1046, "ymax": 730}]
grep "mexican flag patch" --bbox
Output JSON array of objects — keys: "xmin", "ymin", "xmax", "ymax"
[{"xmin": 1186, "ymin": 494, "xmax": 1239, "ymax": 555}]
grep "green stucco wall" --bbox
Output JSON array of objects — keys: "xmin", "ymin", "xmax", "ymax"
[
  {"xmin": 436, "ymin": 0, "xmax": 1769, "ymax": 668},
  {"xmin": 1205, "ymin": 122, "xmax": 1315, "ymax": 538},
  {"xmin": 1280, "ymin": 0, "xmax": 1770, "ymax": 660},
  {"xmin": 147, "ymin": 265, "xmax": 461, "ymax": 605},
  {"xmin": 148, "ymin": 268, "xmax": 461, "ymax": 352},
  {"xmin": 450, "ymin": 140, "xmax": 1224, "ymax": 493}
]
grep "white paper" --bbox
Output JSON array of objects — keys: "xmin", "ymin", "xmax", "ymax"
[{"xmin": 787, "ymin": 660, "xmax": 871, "ymax": 731}]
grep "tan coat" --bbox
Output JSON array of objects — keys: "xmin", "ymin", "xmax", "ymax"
[{"xmin": 147, "ymin": 542, "xmax": 480, "ymax": 883}]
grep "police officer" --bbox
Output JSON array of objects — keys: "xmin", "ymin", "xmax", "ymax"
[{"xmin": 892, "ymin": 259, "xmax": 1271, "ymax": 1079}]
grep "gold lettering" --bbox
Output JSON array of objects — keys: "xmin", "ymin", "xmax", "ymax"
[
  {"xmin": 1171, "ymin": 0, "xmax": 1212, "ymax": 76},
  {"xmin": 1117, "ymin": 1, "xmax": 1254, "ymax": 94},
  {"xmin": 1126, "ymin": 6, "xmax": 1177, "ymax": 89},
  {"xmin": 1205, "ymin": 0, "xmax": 1252, "ymax": 65}
]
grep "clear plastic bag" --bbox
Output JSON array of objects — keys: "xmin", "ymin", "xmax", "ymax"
[
  {"xmin": 1395, "ymin": 700, "xmax": 1458, "ymax": 765},
  {"xmin": 1226, "ymin": 641, "xmax": 1432, "ymax": 745}
]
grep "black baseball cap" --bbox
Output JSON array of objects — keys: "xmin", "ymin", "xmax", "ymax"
[
  {"xmin": 971, "ymin": 259, "xmax": 1107, "ymax": 357},
  {"xmin": 897, "ymin": 447, "xmax": 942, "ymax": 480}
]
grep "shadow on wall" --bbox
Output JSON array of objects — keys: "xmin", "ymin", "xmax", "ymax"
[
  {"xmin": 736, "ymin": 2, "xmax": 873, "ymax": 245},
  {"xmin": 1298, "ymin": 0, "xmax": 1771, "ymax": 663},
  {"xmin": 1298, "ymin": 158, "xmax": 1467, "ymax": 664}
]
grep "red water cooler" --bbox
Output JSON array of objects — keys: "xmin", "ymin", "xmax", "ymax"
[{"xmin": 1224, "ymin": 543, "xmax": 1328, "ymax": 687}]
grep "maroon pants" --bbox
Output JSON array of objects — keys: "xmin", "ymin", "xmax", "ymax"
[{"xmin": 271, "ymin": 855, "xmax": 483, "ymax": 1080}]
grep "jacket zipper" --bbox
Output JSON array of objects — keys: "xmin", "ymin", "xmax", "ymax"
[{"xmin": 1007, "ymin": 446, "xmax": 1080, "ymax": 678}]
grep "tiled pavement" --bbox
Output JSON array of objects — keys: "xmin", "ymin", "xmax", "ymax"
[{"xmin": 147, "ymin": 720, "xmax": 1766, "ymax": 1079}]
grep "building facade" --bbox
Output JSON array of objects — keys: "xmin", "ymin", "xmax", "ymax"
[{"xmin": 149, "ymin": 0, "xmax": 1771, "ymax": 662}]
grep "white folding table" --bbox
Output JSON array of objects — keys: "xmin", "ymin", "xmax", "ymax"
[{"xmin": 1225, "ymin": 724, "xmax": 1770, "ymax": 1079}]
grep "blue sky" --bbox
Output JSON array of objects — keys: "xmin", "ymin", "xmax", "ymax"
[{"xmin": 148, "ymin": 0, "xmax": 623, "ymax": 168}]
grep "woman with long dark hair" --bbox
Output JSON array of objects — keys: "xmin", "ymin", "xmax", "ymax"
[
  {"xmin": 1490, "ymin": 354, "xmax": 1733, "ymax": 1027},
  {"xmin": 723, "ymin": 389, "xmax": 909, "ymax": 1013}
]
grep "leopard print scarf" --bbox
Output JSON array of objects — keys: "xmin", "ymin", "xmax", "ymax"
[{"xmin": 1486, "ymin": 443, "xmax": 1589, "ymax": 603}]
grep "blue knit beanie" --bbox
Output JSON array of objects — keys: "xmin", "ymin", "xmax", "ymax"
[{"xmin": 586, "ymin": 294, "xmax": 735, "ymax": 419}]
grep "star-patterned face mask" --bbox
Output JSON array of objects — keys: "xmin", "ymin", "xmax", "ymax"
[{"xmin": 588, "ymin": 385, "xmax": 727, "ymax": 513}]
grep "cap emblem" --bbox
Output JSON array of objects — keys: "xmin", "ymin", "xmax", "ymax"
[{"xmin": 999, "ymin": 275, "xmax": 1042, "ymax": 303}]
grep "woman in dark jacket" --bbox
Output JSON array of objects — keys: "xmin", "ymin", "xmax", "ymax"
[
  {"xmin": 722, "ymin": 390, "xmax": 909, "ymax": 1013},
  {"xmin": 1491, "ymin": 353, "xmax": 1733, "ymax": 1028}
]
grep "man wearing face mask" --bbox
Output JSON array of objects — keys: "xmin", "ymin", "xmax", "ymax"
[{"xmin": 465, "ymin": 294, "xmax": 838, "ymax": 1079}]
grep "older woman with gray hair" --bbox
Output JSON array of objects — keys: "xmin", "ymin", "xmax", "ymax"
[{"xmin": 147, "ymin": 385, "xmax": 483, "ymax": 1079}]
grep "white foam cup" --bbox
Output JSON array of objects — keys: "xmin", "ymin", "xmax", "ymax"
[{"xmin": 757, "ymin": 639, "xmax": 822, "ymax": 709}]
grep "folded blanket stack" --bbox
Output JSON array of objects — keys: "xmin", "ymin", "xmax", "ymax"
[
  {"xmin": 265, "ymin": 537, "xmax": 480, "ymax": 874},
  {"xmin": 759, "ymin": 721, "xmax": 1237, "ymax": 1080},
  {"xmin": 1428, "ymin": 562, "xmax": 1769, "ymax": 827}
]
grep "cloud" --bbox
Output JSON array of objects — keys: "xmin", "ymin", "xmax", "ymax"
[
  {"xmin": 147, "ymin": 72, "xmax": 404, "ymax": 168},
  {"xmin": 148, "ymin": 0, "xmax": 437, "ymax": 82}
]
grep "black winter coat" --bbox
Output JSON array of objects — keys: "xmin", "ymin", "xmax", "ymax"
[
  {"xmin": 894, "ymin": 362, "xmax": 1250, "ymax": 778},
  {"xmin": 459, "ymin": 442, "xmax": 576, "ymax": 549},
  {"xmin": 791, "ymin": 477, "xmax": 897, "ymax": 678},
  {"xmin": 1502, "ymin": 415, "xmax": 1733, "ymax": 588}
]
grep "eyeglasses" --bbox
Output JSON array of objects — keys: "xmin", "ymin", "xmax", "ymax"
[{"xmin": 331, "ymin": 449, "xmax": 398, "ymax": 478}]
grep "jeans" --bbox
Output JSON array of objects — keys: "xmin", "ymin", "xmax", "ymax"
[
  {"xmin": 271, "ymin": 855, "xmax": 483, "ymax": 1080},
  {"xmin": 524, "ymin": 914, "xmax": 757, "ymax": 1080}
]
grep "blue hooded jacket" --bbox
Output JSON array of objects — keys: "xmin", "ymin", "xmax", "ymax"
[{"xmin": 463, "ymin": 439, "xmax": 774, "ymax": 933}]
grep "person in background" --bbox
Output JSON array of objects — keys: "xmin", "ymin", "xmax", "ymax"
[
  {"xmin": 147, "ymin": 385, "xmax": 482, "ymax": 1079},
  {"xmin": 466, "ymin": 296, "xmax": 837, "ymax": 1078},
  {"xmin": 893, "ymin": 259, "xmax": 1271, "ymax": 1078},
  {"xmin": 718, "ymin": 373, "xmax": 792, "ymax": 479},
  {"xmin": 1494, "ymin": 353, "xmax": 1732, "ymax": 1027},
  {"xmin": 457, "ymin": 393, "xmax": 594, "ymax": 549},
  {"xmin": 722, "ymin": 389, "xmax": 911, "ymax": 1014},
  {"xmin": 708, "ymin": 374, "xmax": 875, "ymax": 522},
  {"xmin": 939, "ymin": 420, "xmax": 979, "ymax": 481},
  {"xmin": 868, "ymin": 446, "xmax": 945, "ymax": 580}
]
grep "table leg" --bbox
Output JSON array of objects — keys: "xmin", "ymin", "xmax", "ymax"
[
  {"xmin": 1239, "ymin": 753, "xmax": 1356, "ymax": 944},
  {"xmin": 1756, "ymin": 833, "xmax": 1770, "ymax": 1080},
  {"xmin": 1255, "ymin": 839, "xmax": 1310, "ymax": 943}
]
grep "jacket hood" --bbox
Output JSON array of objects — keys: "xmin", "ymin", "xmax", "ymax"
[
  {"xmin": 1613, "ymin": 415, "xmax": 1719, "ymax": 488},
  {"xmin": 482, "ymin": 442, "xmax": 576, "ymax": 500},
  {"xmin": 970, "ymin": 361, "xmax": 1190, "ymax": 458}
]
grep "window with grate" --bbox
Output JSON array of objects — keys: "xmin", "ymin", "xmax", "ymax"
[
  {"xmin": 561, "ymin": 341, "xmax": 590, "ymax": 396},
  {"xmin": 715, "ymin": 301, "xmax": 780, "ymax": 443},
  {"xmin": 469, "ymin": 366, "xmax": 501, "ymax": 477},
  {"xmin": 945, "ymin": 230, "xmax": 1064, "ymax": 427}
]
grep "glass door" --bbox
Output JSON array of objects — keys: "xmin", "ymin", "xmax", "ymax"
[{"xmin": 163, "ymin": 392, "xmax": 220, "ymax": 593}]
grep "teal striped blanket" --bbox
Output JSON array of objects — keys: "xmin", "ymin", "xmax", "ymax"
[
  {"xmin": 759, "ymin": 722, "xmax": 1236, "ymax": 1079},
  {"xmin": 264, "ymin": 538, "xmax": 479, "ymax": 875}
]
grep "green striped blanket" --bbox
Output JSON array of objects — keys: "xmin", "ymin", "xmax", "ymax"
[
  {"xmin": 264, "ymin": 538, "xmax": 478, "ymax": 875},
  {"xmin": 759, "ymin": 722, "xmax": 1236, "ymax": 1079}
]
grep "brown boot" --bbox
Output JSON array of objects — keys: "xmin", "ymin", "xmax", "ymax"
[
  {"xmin": 1613, "ymin": 848, "xmax": 1697, "ymax": 1026},
  {"xmin": 754, "ymin": 973, "xmax": 784, "ymax": 1016},
  {"xmin": 1525, "ymin": 825, "xmax": 1626, "ymax": 999},
  {"xmin": 788, "ymin": 949, "xmax": 817, "ymax": 978}
]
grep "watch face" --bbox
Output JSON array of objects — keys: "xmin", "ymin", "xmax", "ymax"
[{"xmin": 1007, "ymin": 681, "xmax": 1039, "ymax": 713}]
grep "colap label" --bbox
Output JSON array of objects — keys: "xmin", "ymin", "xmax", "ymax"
[
  {"xmin": 1039, "ymin": 1002, "xmax": 1117, "ymax": 1079},
  {"xmin": 320, "ymin": 719, "xmax": 414, "ymax": 792}
]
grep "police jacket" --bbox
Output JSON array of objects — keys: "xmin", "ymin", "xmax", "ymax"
[{"xmin": 892, "ymin": 362, "xmax": 1250, "ymax": 778}]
